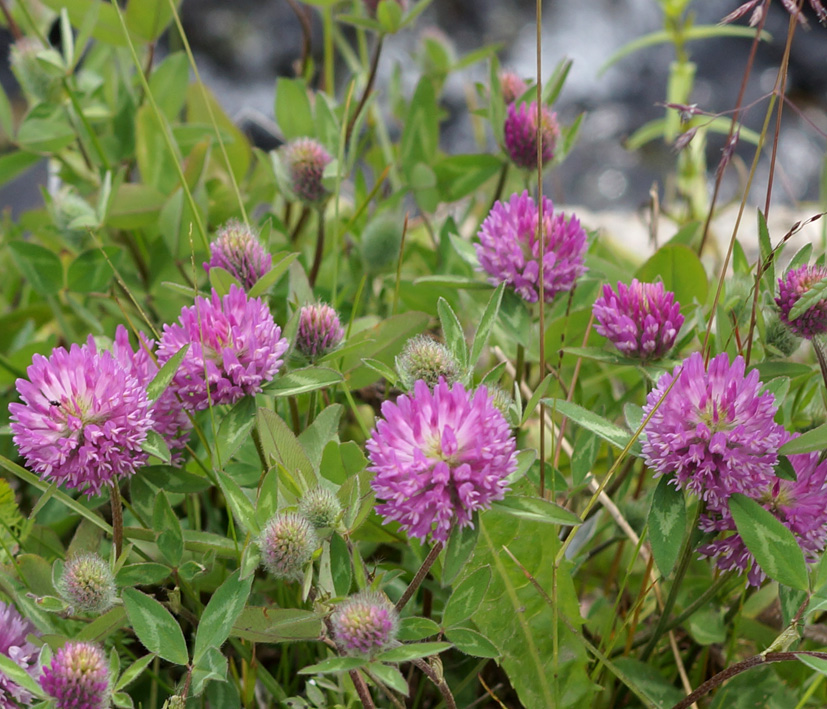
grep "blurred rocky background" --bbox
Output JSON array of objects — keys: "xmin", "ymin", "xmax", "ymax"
[{"xmin": 2, "ymin": 0, "xmax": 826, "ymax": 221}]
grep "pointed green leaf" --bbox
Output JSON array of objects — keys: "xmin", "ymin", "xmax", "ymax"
[
  {"xmin": 122, "ymin": 588, "xmax": 189, "ymax": 665},
  {"xmin": 729, "ymin": 493, "xmax": 809, "ymax": 591},
  {"xmin": 193, "ymin": 570, "xmax": 253, "ymax": 664},
  {"xmin": 491, "ymin": 495, "xmax": 581, "ymax": 526},
  {"xmin": 375, "ymin": 642, "xmax": 452, "ymax": 663},
  {"xmin": 443, "ymin": 566, "xmax": 491, "ymax": 628},
  {"xmin": 648, "ymin": 476, "xmax": 686, "ymax": 577},
  {"xmin": 147, "ymin": 344, "xmax": 188, "ymax": 401},
  {"xmin": 444, "ymin": 627, "xmax": 500, "ymax": 658},
  {"xmin": 437, "ymin": 297, "xmax": 467, "ymax": 369}
]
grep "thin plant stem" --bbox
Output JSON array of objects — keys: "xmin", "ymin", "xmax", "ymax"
[
  {"xmin": 0, "ymin": 0, "xmax": 21, "ymax": 40},
  {"xmin": 309, "ymin": 210, "xmax": 326, "ymax": 287},
  {"xmin": 346, "ymin": 34, "xmax": 384, "ymax": 144},
  {"xmin": 673, "ymin": 651, "xmax": 827, "ymax": 709},
  {"xmin": 763, "ymin": 10, "xmax": 798, "ymax": 218},
  {"xmin": 166, "ymin": 0, "xmax": 250, "ymax": 225},
  {"xmin": 290, "ymin": 206, "xmax": 311, "ymax": 242},
  {"xmin": 411, "ymin": 657, "xmax": 457, "ymax": 709},
  {"xmin": 349, "ymin": 670, "xmax": 375, "ymax": 708},
  {"xmin": 111, "ymin": 2, "xmax": 209, "ymax": 250},
  {"xmin": 395, "ymin": 541, "xmax": 444, "ymax": 613},
  {"xmin": 285, "ymin": 0, "xmax": 313, "ymax": 78},
  {"xmin": 697, "ymin": 1, "xmax": 769, "ymax": 256},
  {"xmin": 322, "ymin": 6, "xmax": 335, "ymax": 93},
  {"xmin": 487, "ymin": 162, "xmax": 510, "ymax": 213},
  {"xmin": 110, "ymin": 480, "xmax": 124, "ymax": 559},
  {"xmin": 392, "ymin": 213, "xmax": 409, "ymax": 316}
]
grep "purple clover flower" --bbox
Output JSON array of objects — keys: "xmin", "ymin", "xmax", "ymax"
[
  {"xmin": 281, "ymin": 138, "xmax": 332, "ymax": 205},
  {"xmin": 367, "ymin": 379, "xmax": 516, "ymax": 542},
  {"xmin": 330, "ymin": 591, "xmax": 399, "ymax": 657},
  {"xmin": 504, "ymin": 100, "xmax": 559, "ymax": 169},
  {"xmin": 642, "ymin": 352, "xmax": 785, "ymax": 508},
  {"xmin": 9, "ymin": 339, "xmax": 152, "ymax": 497},
  {"xmin": 157, "ymin": 285, "xmax": 288, "ymax": 411},
  {"xmin": 699, "ymin": 449, "xmax": 827, "ymax": 587},
  {"xmin": 204, "ymin": 220, "xmax": 272, "ymax": 291},
  {"xmin": 475, "ymin": 190, "xmax": 588, "ymax": 304},
  {"xmin": 592, "ymin": 279, "xmax": 684, "ymax": 360},
  {"xmin": 111, "ymin": 325, "xmax": 192, "ymax": 462},
  {"xmin": 295, "ymin": 302, "xmax": 344, "ymax": 360},
  {"xmin": 40, "ymin": 642, "xmax": 109, "ymax": 709},
  {"xmin": 775, "ymin": 264, "xmax": 827, "ymax": 339},
  {"xmin": 0, "ymin": 601, "xmax": 39, "ymax": 709}
]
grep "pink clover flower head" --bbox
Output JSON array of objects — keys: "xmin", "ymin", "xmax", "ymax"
[
  {"xmin": 205, "ymin": 220, "xmax": 272, "ymax": 291},
  {"xmin": 282, "ymin": 137, "xmax": 332, "ymax": 205},
  {"xmin": 367, "ymin": 379, "xmax": 517, "ymax": 542},
  {"xmin": 592, "ymin": 279, "xmax": 684, "ymax": 360},
  {"xmin": 504, "ymin": 100, "xmax": 559, "ymax": 169},
  {"xmin": 642, "ymin": 352, "xmax": 785, "ymax": 507},
  {"xmin": 499, "ymin": 70, "xmax": 528, "ymax": 104},
  {"xmin": 157, "ymin": 286, "xmax": 288, "ymax": 411},
  {"xmin": 9, "ymin": 339, "xmax": 152, "ymax": 497},
  {"xmin": 330, "ymin": 590, "xmax": 399, "ymax": 657},
  {"xmin": 0, "ymin": 601, "xmax": 39, "ymax": 709},
  {"xmin": 257, "ymin": 512, "xmax": 319, "ymax": 581},
  {"xmin": 40, "ymin": 641, "xmax": 109, "ymax": 709},
  {"xmin": 111, "ymin": 326, "xmax": 192, "ymax": 462},
  {"xmin": 699, "ymin": 448, "xmax": 827, "ymax": 587},
  {"xmin": 295, "ymin": 302, "xmax": 344, "ymax": 360},
  {"xmin": 775, "ymin": 264, "xmax": 827, "ymax": 339},
  {"xmin": 475, "ymin": 190, "xmax": 588, "ymax": 304}
]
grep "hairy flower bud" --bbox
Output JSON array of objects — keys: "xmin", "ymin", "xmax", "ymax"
[
  {"xmin": 298, "ymin": 487, "xmax": 342, "ymax": 529},
  {"xmin": 396, "ymin": 335, "xmax": 461, "ymax": 390},
  {"xmin": 499, "ymin": 71, "xmax": 528, "ymax": 104},
  {"xmin": 205, "ymin": 221, "xmax": 272, "ymax": 291},
  {"xmin": 504, "ymin": 101, "xmax": 559, "ymax": 169},
  {"xmin": 295, "ymin": 303, "xmax": 344, "ymax": 360},
  {"xmin": 281, "ymin": 138, "xmax": 332, "ymax": 205},
  {"xmin": 258, "ymin": 512, "xmax": 319, "ymax": 581},
  {"xmin": 57, "ymin": 553, "xmax": 117, "ymax": 615},
  {"xmin": 330, "ymin": 591, "xmax": 399, "ymax": 657}
]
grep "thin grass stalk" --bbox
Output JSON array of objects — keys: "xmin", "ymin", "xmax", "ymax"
[
  {"xmin": 167, "ymin": 0, "xmax": 250, "ymax": 225},
  {"xmin": 110, "ymin": 2, "xmax": 210, "ymax": 251}
]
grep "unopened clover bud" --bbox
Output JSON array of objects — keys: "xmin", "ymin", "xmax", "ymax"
[
  {"xmin": 499, "ymin": 70, "xmax": 528, "ymax": 104},
  {"xmin": 57, "ymin": 553, "xmax": 117, "ymax": 615},
  {"xmin": 295, "ymin": 303, "xmax": 344, "ymax": 361},
  {"xmin": 205, "ymin": 220, "xmax": 272, "ymax": 291},
  {"xmin": 258, "ymin": 512, "xmax": 319, "ymax": 581},
  {"xmin": 765, "ymin": 314, "xmax": 801, "ymax": 356},
  {"xmin": 281, "ymin": 138, "xmax": 332, "ymax": 205},
  {"xmin": 775, "ymin": 264, "xmax": 827, "ymax": 340},
  {"xmin": 10, "ymin": 38, "xmax": 62, "ymax": 104},
  {"xmin": 504, "ymin": 101, "xmax": 559, "ymax": 169},
  {"xmin": 330, "ymin": 590, "xmax": 399, "ymax": 657},
  {"xmin": 396, "ymin": 335, "xmax": 461, "ymax": 391},
  {"xmin": 298, "ymin": 486, "xmax": 342, "ymax": 529}
]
